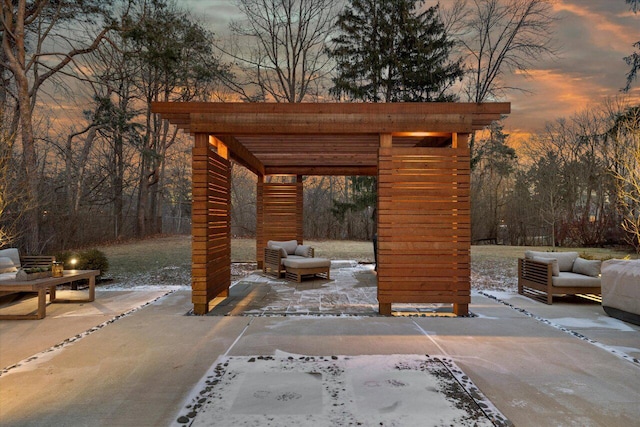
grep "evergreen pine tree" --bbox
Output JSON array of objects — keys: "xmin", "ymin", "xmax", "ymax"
[{"xmin": 328, "ymin": 0, "xmax": 463, "ymax": 102}]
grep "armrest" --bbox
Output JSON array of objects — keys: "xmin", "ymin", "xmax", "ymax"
[
  {"xmin": 264, "ymin": 248, "xmax": 283, "ymax": 265},
  {"xmin": 518, "ymin": 258, "xmax": 553, "ymax": 286}
]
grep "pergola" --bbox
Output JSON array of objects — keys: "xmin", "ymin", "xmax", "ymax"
[{"xmin": 151, "ymin": 102, "xmax": 510, "ymax": 316}]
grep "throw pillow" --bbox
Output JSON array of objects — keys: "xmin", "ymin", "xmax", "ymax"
[
  {"xmin": 532, "ymin": 256, "xmax": 560, "ymax": 276},
  {"xmin": 572, "ymin": 257, "xmax": 601, "ymax": 277},
  {"xmin": 294, "ymin": 245, "xmax": 313, "ymax": 257}
]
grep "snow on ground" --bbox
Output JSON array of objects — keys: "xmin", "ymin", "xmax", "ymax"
[{"xmin": 172, "ymin": 354, "xmax": 510, "ymax": 427}]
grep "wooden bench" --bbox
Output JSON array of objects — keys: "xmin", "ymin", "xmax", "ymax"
[{"xmin": 0, "ymin": 270, "xmax": 99, "ymax": 320}]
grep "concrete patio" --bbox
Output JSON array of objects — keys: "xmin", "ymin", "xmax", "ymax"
[{"xmin": 0, "ymin": 263, "xmax": 638, "ymax": 426}]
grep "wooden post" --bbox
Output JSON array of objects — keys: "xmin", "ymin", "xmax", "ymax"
[
  {"xmin": 379, "ymin": 133, "xmax": 392, "ymax": 148},
  {"xmin": 378, "ymin": 133, "xmax": 392, "ymax": 315},
  {"xmin": 256, "ymin": 175, "xmax": 265, "ymax": 269},
  {"xmin": 192, "ymin": 133, "xmax": 231, "ymax": 315}
]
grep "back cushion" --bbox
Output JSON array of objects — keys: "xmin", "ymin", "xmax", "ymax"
[
  {"xmin": 0, "ymin": 248, "xmax": 20, "ymax": 269},
  {"xmin": 572, "ymin": 257, "xmax": 601, "ymax": 277},
  {"xmin": 268, "ymin": 240, "xmax": 298, "ymax": 255},
  {"xmin": 525, "ymin": 251, "xmax": 578, "ymax": 272},
  {"xmin": 0, "ymin": 256, "xmax": 17, "ymax": 273}
]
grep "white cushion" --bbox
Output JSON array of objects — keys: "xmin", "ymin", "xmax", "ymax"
[
  {"xmin": 0, "ymin": 248, "xmax": 20, "ymax": 269},
  {"xmin": 572, "ymin": 257, "xmax": 601, "ymax": 277},
  {"xmin": 525, "ymin": 251, "xmax": 578, "ymax": 272},
  {"xmin": 532, "ymin": 256, "xmax": 559, "ymax": 276},
  {"xmin": 268, "ymin": 240, "xmax": 298, "ymax": 255}
]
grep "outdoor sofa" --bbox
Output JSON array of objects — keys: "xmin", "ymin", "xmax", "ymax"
[
  {"xmin": 263, "ymin": 239, "xmax": 331, "ymax": 282},
  {"xmin": 518, "ymin": 250, "xmax": 601, "ymax": 304}
]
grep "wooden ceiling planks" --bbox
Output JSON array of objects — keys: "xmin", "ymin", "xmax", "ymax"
[{"xmin": 151, "ymin": 102, "xmax": 510, "ymax": 176}]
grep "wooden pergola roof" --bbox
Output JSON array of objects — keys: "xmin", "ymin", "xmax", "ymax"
[{"xmin": 151, "ymin": 102, "xmax": 510, "ymax": 176}]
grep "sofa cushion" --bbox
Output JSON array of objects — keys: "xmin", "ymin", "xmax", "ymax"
[
  {"xmin": 552, "ymin": 272, "xmax": 601, "ymax": 288},
  {"xmin": 279, "ymin": 254, "xmax": 305, "ymax": 265},
  {"xmin": 0, "ymin": 248, "xmax": 20, "ymax": 270},
  {"xmin": 525, "ymin": 251, "xmax": 578, "ymax": 272},
  {"xmin": 0, "ymin": 256, "xmax": 17, "ymax": 274},
  {"xmin": 572, "ymin": 257, "xmax": 601, "ymax": 277},
  {"xmin": 294, "ymin": 244, "xmax": 313, "ymax": 258},
  {"xmin": 268, "ymin": 240, "xmax": 298, "ymax": 255},
  {"xmin": 282, "ymin": 257, "xmax": 331, "ymax": 269},
  {"xmin": 0, "ymin": 271, "xmax": 17, "ymax": 281},
  {"xmin": 532, "ymin": 256, "xmax": 559, "ymax": 276}
]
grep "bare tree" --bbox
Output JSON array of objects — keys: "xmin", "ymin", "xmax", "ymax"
[
  {"xmin": 0, "ymin": 112, "xmax": 29, "ymax": 247},
  {"xmin": 1, "ymin": 0, "xmax": 117, "ymax": 252},
  {"xmin": 451, "ymin": 0, "xmax": 556, "ymax": 103},
  {"xmin": 219, "ymin": 0, "xmax": 339, "ymax": 102},
  {"xmin": 607, "ymin": 105, "xmax": 640, "ymax": 252}
]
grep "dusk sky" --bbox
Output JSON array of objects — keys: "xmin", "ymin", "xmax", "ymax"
[{"xmin": 185, "ymin": 0, "xmax": 640, "ymax": 136}]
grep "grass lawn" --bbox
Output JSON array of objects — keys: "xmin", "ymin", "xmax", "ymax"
[{"xmin": 96, "ymin": 235, "xmax": 637, "ymax": 289}]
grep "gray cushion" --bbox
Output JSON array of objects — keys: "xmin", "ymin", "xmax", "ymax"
[
  {"xmin": 572, "ymin": 257, "xmax": 601, "ymax": 277},
  {"xmin": 294, "ymin": 244, "xmax": 313, "ymax": 257},
  {"xmin": 268, "ymin": 240, "xmax": 298, "ymax": 255},
  {"xmin": 525, "ymin": 251, "xmax": 578, "ymax": 272},
  {"xmin": 0, "ymin": 256, "xmax": 16, "ymax": 274},
  {"xmin": 0, "ymin": 248, "xmax": 20, "ymax": 269},
  {"xmin": 552, "ymin": 272, "xmax": 601, "ymax": 288},
  {"xmin": 532, "ymin": 256, "xmax": 559, "ymax": 276},
  {"xmin": 283, "ymin": 257, "xmax": 331, "ymax": 269}
]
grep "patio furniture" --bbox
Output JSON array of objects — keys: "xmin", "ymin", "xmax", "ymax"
[
  {"xmin": 283, "ymin": 257, "xmax": 331, "ymax": 283},
  {"xmin": 0, "ymin": 248, "xmax": 56, "ymax": 297},
  {"xmin": 601, "ymin": 259, "xmax": 640, "ymax": 326},
  {"xmin": 263, "ymin": 239, "xmax": 330, "ymax": 282},
  {"xmin": 0, "ymin": 269, "xmax": 100, "ymax": 320},
  {"xmin": 518, "ymin": 251, "xmax": 601, "ymax": 304}
]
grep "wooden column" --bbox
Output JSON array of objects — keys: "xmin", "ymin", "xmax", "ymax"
[
  {"xmin": 377, "ymin": 146, "xmax": 471, "ymax": 316},
  {"xmin": 192, "ymin": 134, "xmax": 231, "ymax": 315},
  {"xmin": 256, "ymin": 177, "xmax": 303, "ymax": 267}
]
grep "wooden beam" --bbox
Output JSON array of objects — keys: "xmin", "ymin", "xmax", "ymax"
[
  {"xmin": 190, "ymin": 113, "xmax": 475, "ymax": 134},
  {"xmin": 151, "ymin": 101, "xmax": 510, "ymax": 115},
  {"xmin": 216, "ymin": 135, "xmax": 265, "ymax": 176},
  {"xmin": 265, "ymin": 166, "xmax": 377, "ymax": 176}
]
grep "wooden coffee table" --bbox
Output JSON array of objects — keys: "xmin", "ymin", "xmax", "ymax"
[{"xmin": 0, "ymin": 270, "xmax": 99, "ymax": 320}]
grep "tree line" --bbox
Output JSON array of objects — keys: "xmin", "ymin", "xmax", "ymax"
[{"xmin": 1, "ymin": 0, "xmax": 638, "ymax": 254}]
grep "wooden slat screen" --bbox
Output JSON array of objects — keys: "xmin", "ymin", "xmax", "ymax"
[
  {"xmin": 377, "ymin": 147, "xmax": 470, "ymax": 315},
  {"xmin": 192, "ymin": 145, "xmax": 230, "ymax": 315},
  {"xmin": 256, "ymin": 181, "xmax": 303, "ymax": 266}
]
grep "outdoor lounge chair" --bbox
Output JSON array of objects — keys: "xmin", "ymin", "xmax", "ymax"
[
  {"xmin": 263, "ymin": 240, "xmax": 330, "ymax": 282},
  {"xmin": 518, "ymin": 250, "xmax": 601, "ymax": 304}
]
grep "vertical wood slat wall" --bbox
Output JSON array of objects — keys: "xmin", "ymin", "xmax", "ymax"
[
  {"xmin": 377, "ymin": 147, "xmax": 471, "ymax": 315},
  {"xmin": 192, "ymin": 135, "xmax": 231, "ymax": 315},
  {"xmin": 256, "ymin": 181, "xmax": 304, "ymax": 267}
]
